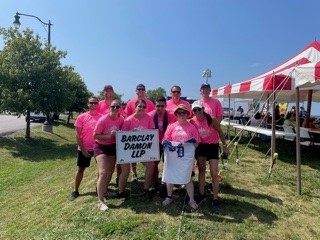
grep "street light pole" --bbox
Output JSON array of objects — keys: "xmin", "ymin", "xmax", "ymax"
[
  {"xmin": 13, "ymin": 12, "xmax": 53, "ymax": 132},
  {"xmin": 202, "ymin": 68, "xmax": 212, "ymax": 84}
]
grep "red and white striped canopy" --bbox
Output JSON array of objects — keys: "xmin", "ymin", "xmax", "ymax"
[
  {"xmin": 212, "ymin": 41, "xmax": 320, "ymax": 102},
  {"xmin": 295, "ymin": 61, "xmax": 320, "ymax": 88}
]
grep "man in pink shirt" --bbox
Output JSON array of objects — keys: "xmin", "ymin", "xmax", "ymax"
[
  {"xmin": 199, "ymin": 83, "xmax": 224, "ymax": 122},
  {"xmin": 70, "ymin": 97, "xmax": 102, "ymax": 201},
  {"xmin": 124, "ymin": 84, "xmax": 155, "ymax": 181},
  {"xmin": 166, "ymin": 85, "xmax": 192, "ymax": 119},
  {"xmin": 124, "ymin": 84, "xmax": 155, "ymax": 117},
  {"xmin": 148, "ymin": 96, "xmax": 175, "ymax": 192},
  {"xmin": 97, "ymin": 85, "xmax": 124, "ymax": 116}
]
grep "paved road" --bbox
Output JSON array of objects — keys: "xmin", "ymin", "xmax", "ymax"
[{"xmin": 0, "ymin": 114, "xmax": 42, "ymax": 136}]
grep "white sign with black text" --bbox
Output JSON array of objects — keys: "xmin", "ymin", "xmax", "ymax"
[{"xmin": 116, "ymin": 129, "xmax": 160, "ymax": 164}]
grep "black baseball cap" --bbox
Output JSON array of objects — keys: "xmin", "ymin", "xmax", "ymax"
[{"xmin": 136, "ymin": 84, "xmax": 146, "ymax": 90}]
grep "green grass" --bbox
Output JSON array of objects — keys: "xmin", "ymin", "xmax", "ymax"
[{"xmin": 0, "ymin": 119, "xmax": 320, "ymax": 239}]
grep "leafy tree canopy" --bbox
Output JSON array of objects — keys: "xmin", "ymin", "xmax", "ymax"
[{"xmin": 146, "ymin": 87, "xmax": 167, "ymax": 103}]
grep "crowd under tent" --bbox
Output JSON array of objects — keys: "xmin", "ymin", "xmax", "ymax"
[{"xmin": 211, "ymin": 41, "xmax": 320, "ymax": 194}]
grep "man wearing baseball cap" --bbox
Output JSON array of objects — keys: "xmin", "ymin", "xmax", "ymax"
[
  {"xmin": 199, "ymin": 83, "xmax": 223, "ymax": 122},
  {"xmin": 97, "ymin": 85, "xmax": 124, "ymax": 116}
]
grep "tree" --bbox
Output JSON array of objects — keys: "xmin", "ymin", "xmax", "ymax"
[
  {"xmin": 146, "ymin": 87, "xmax": 167, "ymax": 103},
  {"xmin": 62, "ymin": 66, "xmax": 92, "ymax": 124},
  {"xmin": 0, "ymin": 27, "xmax": 71, "ymax": 138}
]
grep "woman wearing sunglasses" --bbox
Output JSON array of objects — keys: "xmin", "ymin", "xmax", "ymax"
[
  {"xmin": 93, "ymin": 100, "xmax": 124, "ymax": 211},
  {"xmin": 119, "ymin": 99, "xmax": 155, "ymax": 199},
  {"xmin": 190, "ymin": 101, "xmax": 228, "ymax": 211},
  {"xmin": 162, "ymin": 104, "xmax": 201, "ymax": 210}
]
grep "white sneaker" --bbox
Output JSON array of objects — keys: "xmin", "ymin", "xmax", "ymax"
[{"xmin": 98, "ymin": 202, "xmax": 109, "ymax": 211}]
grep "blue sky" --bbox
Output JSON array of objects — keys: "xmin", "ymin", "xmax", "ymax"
[{"xmin": 1, "ymin": 0, "xmax": 320, "ymax": 114}]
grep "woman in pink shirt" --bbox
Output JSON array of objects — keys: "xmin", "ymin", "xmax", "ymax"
[
  {"xmin": 162, "ymin": 104, "xmax": 201, "ymax": 210},
  {"xmin": 190, "ymin": 101, "xmax": 228, "ymax": 210},
  {"xmin": 119, "ymin": 99, "xmax": 155, "ymax": 199},
  {"xmin": 93, "ymin": 100, "xmax": 124, "ymax": 211}
]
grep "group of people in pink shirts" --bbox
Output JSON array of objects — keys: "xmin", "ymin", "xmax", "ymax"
[{"xmin": 70, "ymin": 83, "xmax": 228, "ymax": 212}]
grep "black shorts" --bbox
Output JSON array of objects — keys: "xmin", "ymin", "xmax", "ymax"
[
  {"xmin": 77, "ymin": 150, "xmax": 94, "ymax": 168},
  {"xmin": 195, "ymin": 143, "xmax": 219, "ymax": 160},
  {"xmin": 94, "ymin": 142, "xmax": 116, "ymax": 157}
]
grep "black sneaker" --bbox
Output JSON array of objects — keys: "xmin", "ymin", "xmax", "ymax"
[
  {"xmin": 132, "ymin": 189, "xmax": 153, "ymax": 200},
  {"xmin": 195, "ymin": 194, "xmax": 206, "ymax": 205},
  {"xmin": 145, "ymin": 189, "xmax": 153, "ymax": 200},
  {"xmin": 212, "ymin": 199, "xmax": 220, "ymax": 211},
  {"xmin": 117, "ymin": 191, "xmax": 129, "ymax": 200},
  {"xmin": 69, "ymin": 191, "xmax": 79, "ymax": 201}
]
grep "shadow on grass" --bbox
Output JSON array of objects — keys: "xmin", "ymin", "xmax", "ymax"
[
  {"xmin": 239, "ymin": 137, "xmax": 320, "ymax": 171},
  {"xmin": 106, "ymin": 181, "xmax": 278, "ymax": 225},
  {"xmin": 0, "ymin": 134, "xmax": 76, "ymax": 162},
  {"xmin": 220, "ymin": 182, "xmax": 283, "ymax": 205}
]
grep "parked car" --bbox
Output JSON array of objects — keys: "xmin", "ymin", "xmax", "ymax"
[{"xmin": 28, "ymin": 111, "xmax": 47, "ymax": 122}]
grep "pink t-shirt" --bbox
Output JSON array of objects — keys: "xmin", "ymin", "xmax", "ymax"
[
  {"xmin": 166, "ymin": 99, "xmax": 192, "ymax": 119},
  {"xmin": 191, "ymin": 116, "xmax": 219, "ymax": 144},
  {"xmin": 94, "ymin": 114, "xmax": 124, "ymax": 145},
  {"xmin": 148, "ymin": 110, "xmax": 176, "ymax": 142},
  {"xmin": 124, "ymin": 98, "xmax": 155, "ymax": 116},
  {"xmin": 163, "ymin": 121, "xmax": 201, "ymax": 143},
  {"xmin": 200, "ymin": 98, "xmax": 223, "ymax": 119},
  {"xmin": 97, "ymin": 100, "xmax": 124, "ymax": 116},
  {"xmin": 74, "ymin": 112, "xmax": 102, "ymax": 151},
  {"xmin": 122, "ymin": 113, "xmax": 155, "ymax": 131}
]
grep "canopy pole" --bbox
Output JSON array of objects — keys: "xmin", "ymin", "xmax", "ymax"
[
  {"xmin": 227, "ymin": 94, "xmax": 231, "ymax": 141},
  {"xmin": 269, "ymin": 75, "xmax": 276, "ymax": 177},
  {"xmin": 295, "ymin": 87, "xmax": 302, "ymax": 195}
]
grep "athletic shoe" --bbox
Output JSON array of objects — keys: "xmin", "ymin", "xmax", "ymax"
[
  {"xmin": 117, "ymin": 192, "xmax": 129, "ymax": 200},
  {"xmin": 69, "ymin": 191, "xmax": 79, "ymax": 201},
  {"xmin": 195, "ymin": 194, "xmax": 206, "ymax": 205},
  {"xmin": 98, "ymin": 202, "xmax": 109, "ymax": 211},
  {"xmin": 188, "ymin": 200, "xmax": 199, "ymax": 211},
  {"xmin": 132, "ymin": 189, "xmax": 153, "ymax": 200},
  {"xmin": 212, "ymin": 199, "xmax": 220, "ymax": 211},
  {"xmin": 162, "ymin": 197, "xmax": 173, "ymax": 206}
]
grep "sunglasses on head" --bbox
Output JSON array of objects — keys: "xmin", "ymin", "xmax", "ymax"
[
  {"xmin": 137, "ymin": 105, "xmax": 147, "ymax": 109},
  {"xmin": 111, "ymin": 105, "xmax": 120, "ymax": 109},
  {"xmin": 192, "ymin": 108, "xmax": 202, "ymax": 112}
]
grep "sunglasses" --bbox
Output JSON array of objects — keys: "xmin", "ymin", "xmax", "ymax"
[
  {"xmin": 137, "ymin": 105, "xmax": 147, "ymax": 109},
  {"xmin": 156, "ymin": 105, "xmax": 165, "ymax": 108},
  {"xmin": 171, "ymin": 91, "xmax": 181, "ymax": 94},
  {"xmin": 177, "ymin": 111, "xmax": 187, "ymax": 116},
  {"xmin": 192, "ymin": 108, "xmax": 202, "ymax": 112},
  {"xmin": 137, "ymin": 88, "xmax": 145, "ymax": 91},
  {"xmin": 89, "ymin": 102, "xmax": 98, "ymax": 105},
  {"xmin": 111, "ymin": 105, "xmax": 120, "ymax": 109}
]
